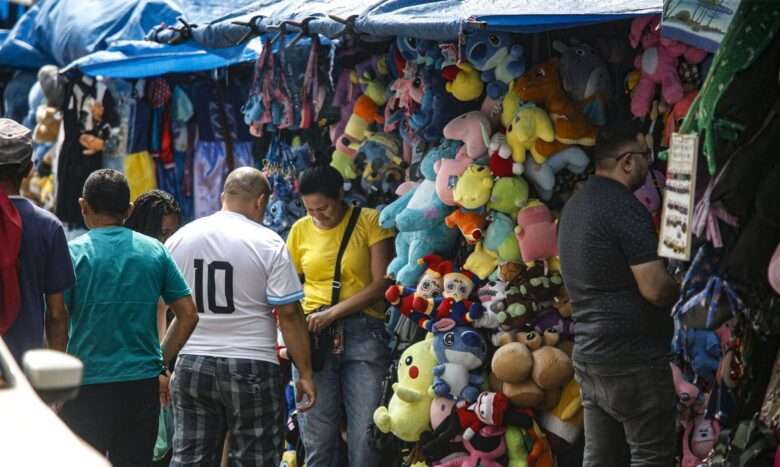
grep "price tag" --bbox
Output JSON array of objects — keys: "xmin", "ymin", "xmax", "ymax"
[{"xmin": 658, "ymin": 133, "xmax": 699, "ymax": 261}]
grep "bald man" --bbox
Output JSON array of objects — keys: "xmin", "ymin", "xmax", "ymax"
[{"xmin": 165, "ymin": 167, "xmax": 316, "ymax": 466}]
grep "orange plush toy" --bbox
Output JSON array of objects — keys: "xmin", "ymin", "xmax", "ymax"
[
  {"xmin": 513, "ymin": 59, "xmax": 598, "ymax": 157},
  {"xmin": 445, "ymin": 208, "xmax": 488, "ymax": 244}
]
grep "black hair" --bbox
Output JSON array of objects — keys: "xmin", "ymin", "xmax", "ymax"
[
  {"xmin": 594, "ymin": 120, "xmax": 644, "ymax": 164},
  {"xmin": 82, "ymin": 169, "xmax": 131, "ymax": 218},
  {"xmin": 0, "ymin": 161, "xmax": 32, "ymax": 188},
  {"xmin": 124, "ymin": 189, "xmax": 181, "ymax": 239},
  {"xmin": 298, "ymin": 165, "xmax": 344, "ymax": 199}
]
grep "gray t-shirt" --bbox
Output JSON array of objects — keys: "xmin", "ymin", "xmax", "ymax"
[{"xmin": 558, "ymin": 176, "xmax": 672, "ymax": 365}]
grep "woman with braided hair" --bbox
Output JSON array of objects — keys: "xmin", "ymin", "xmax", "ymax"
[{"xmin": 125, "ymin": 189, "xmax": 182, "ymax": 244}]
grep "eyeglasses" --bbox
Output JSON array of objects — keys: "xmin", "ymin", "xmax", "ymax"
[{"xmin": 616, "ymin": 150, "xmax": 654, "ymax": 164}]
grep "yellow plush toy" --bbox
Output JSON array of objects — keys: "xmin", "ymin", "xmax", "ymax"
[
  {"xmin": 506, "ymin": 103, "xmax": 555, "ymax": 165},
  {"xmin": 446, "ymin": 62, "xmax": 485, "ymax": 102},
  {"xmin": 502, "ymin": 87, "xmax": 524, "ymax": 128},
  {"xmin": 454, "ymin": 165, "xmax": 494, "ymax": 209},
  {"xmin": 373, "ymin": 339, "xmax": 437, "ymax": 442},
  {"xmin": 464, "ymin": 241, "xmax": 500, "ymax": 280},
  {"xmin": 331, "ymin": 148, "xmax": 359, "ymax": 180},
  {"xmin": 539, "ymin": 377, "xmax": 583, "ymax": 445},
  {"xmin": 280, "ymin": 450, "xmax": 297, "ymax": 467}
]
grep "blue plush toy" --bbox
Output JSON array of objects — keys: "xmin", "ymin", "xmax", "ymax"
[
  {"xmin": 673, "ymin": 327, "xmax": 722, "ymax": 383},
  {"xmin": 411, "ymin": 69, "xmax": 476, "ymax": 142},
  {"xmin": 484, "ymin": 212, "xmax": 522, "ymax": 262},
  {"xmin": 464, "ymin": 31, "xmax": 526, "ymax": 99},
  {"xmin": 380, "ymin": 140, "xmax": 461, "ymax": 286},
  {"xmin": 431, "ymin": 326, "xmax": 488, "ymax": 403},
  {"xmin": 396, "ymin": 36, "xmax": 443, "ymax": 68}
]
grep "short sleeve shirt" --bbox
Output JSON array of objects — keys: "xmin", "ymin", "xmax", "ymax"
[
  {"xmin": 286, "ymin": 207, "xmax": 394, "ymax": 320},
  {"xmin": 166, "ymin": 211, "xmax": 303, "ymax": 363},
  {"xmin": 66, "ymin": 227, "xmax": 191, "ymax": 384},
  {"xmin": 4, "ymin": 197, "xmax": 75, "ymax": 363},
  {"xmin": 558, "ymin": 176, "xmax": 673, "ymax": 365}
]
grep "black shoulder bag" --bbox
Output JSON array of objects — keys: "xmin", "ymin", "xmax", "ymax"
[{"xmin": 310, "ymin": 207, "xmax": 361, "ymax": 372}]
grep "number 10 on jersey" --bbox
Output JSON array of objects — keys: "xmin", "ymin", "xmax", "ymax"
[{"xmin": 194, "ymin": 259, "xmax": 235, "ymax": 314}]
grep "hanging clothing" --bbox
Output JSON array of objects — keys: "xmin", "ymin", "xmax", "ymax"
[{"xmin": 55, "ymin": 75, "xmax": 119, "ymax": 227}]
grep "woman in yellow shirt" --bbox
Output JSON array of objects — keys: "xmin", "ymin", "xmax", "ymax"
[{"xmin": 286, "ymin": 166, "xmax": 394, "ymax": 467}]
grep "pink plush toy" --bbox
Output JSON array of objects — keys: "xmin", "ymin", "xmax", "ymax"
[
  {"xmin": 435, "ymin": 111, "xmax": 493, "ymax": 206},
  {"xmin": 515, "ymin": 201, "xmax": 558, "ymax": 263},
  {"xmin": 436, "ymin": 425, "xmax": 507, "ymax": 467},
  {"xmin": 634, "ymin": 169, "xmax": 666, "ymax": 230},
  {"xmin": 629, "ymin": 15, "xmax": 707, "ymax": 118}
]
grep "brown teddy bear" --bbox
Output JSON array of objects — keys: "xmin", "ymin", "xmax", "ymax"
[{"xmin": 33, "ymin": 106, "xmax": 61, "ymax": 143}]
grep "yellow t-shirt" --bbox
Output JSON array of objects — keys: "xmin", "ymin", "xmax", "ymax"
[{"xmin": 286, "ymin": 207, "xmax": 394, "ymax": 320}]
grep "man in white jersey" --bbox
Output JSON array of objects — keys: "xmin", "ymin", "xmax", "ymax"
[{"xmin": 165, "ymin": 167, "xmax": 315, "ymax": 466}]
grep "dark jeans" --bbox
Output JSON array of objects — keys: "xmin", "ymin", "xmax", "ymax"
[
  {"xmin": 574, "ymin": 360, "xmax": 677, "ymax": 467},
  {"xmin": 61, "ymin": 377, "xmax": 160, "ymax": 467}
]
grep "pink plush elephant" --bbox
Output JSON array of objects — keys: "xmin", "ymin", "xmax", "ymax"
[
  {"xmin": 629, "ymin": 15, "xmax": 707, "ymax": 118},
  {"xmin": 435, "ymin": 111, "xmax": 494, "ymax": 206}
]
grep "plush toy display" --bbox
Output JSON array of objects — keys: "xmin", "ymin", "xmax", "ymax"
[
  {"xmin": 515, "ymin": 201, "xmax": 559, "ymax": 263},
  {"xmin": 416, "ymin": 268, "xmax": 484, "ymax": 330},
  {"xmin": 505, "ymin": 103, "xmax": 556, "ymax": 164},
  {"xmin": 454, "ymin": 165, "xmax": 494, "ymax": 210},
  {"xmin": 513, "ymin": 59, "xmax": 598, "ymax": 156},
  {"xmin": 464, "ymin": 241, "xmax": 501, "ymax": 280},
  {"xmin": 431, "ymin": 326, "xmax": 488, "ymax": 402},
  {"xmin": 522, "ymin": 146, "xmax": 590, "ymax": 201},
  {"xmin": 488, "ymin": 133, "xmax": 524, "ymax": 177},
  {"xmin": 373, "ymin": 339, "xmax": 438, "ymax": 442},
  {"xmin": 443, "ymin": 111, "xmax": 493, "ymax": 160},
  {"xmin": 464, "ymin": 31, "xmax": 526, "ymax": 99},
  {"xmin": 628, "ymin": 15, "xmax": 707, "ymax": 118},
  {"xmin": 386, "ymin": 254, "xmax": 450, "ymax": 321},
  {"xmin": 412, "ymin": 70, "xmax": 476, "ymax": 142}
]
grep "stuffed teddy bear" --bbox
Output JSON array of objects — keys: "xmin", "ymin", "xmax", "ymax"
[
  {"xmin": 513, "ymin": 60, "xmax": 598, "ymax": 157},
  {"xmin": 381, "ymin": 141, "xmax": 460, "ymax": 286},
  {"xmin": 386, "ymin": 254, "xmax": 450, "ymax": 322},
  {"xmin": 506, "ymin": 103, "xmax": 556, "ymax": 165},
  {"xmin": 446, "ymin": 208, "xmax": 488, "ymax": 244},
  {"xmin": 488, "ymin": 133, "xmax": 524, "ymax": 177},
  {"xmin": 373, "ymin": 338, "xmax": 438, "ymax": 442},
  {"xmin": 446, "ymin": 62, "xmax": 485, "ymax": 102},
  {"xmin": 415, "ymin": 268, "xmax": 484, "ymax": 331},
  {"xmin": 431, "ymin": 326, "xmax": 488, "ymax": 402},
  {"xmin": 464, "ymin": 31, "xmax": 526, "ymax": 99},
  {"xmin": 515, "ymin": 201, "xmax": 558, "ymax": 264},
  {"xmin": 628, "ymin": 15, "xmax": 707, "ymax": 118},
  {"xmin": 485, "ymin": 212, "xmax": 523, "ymax": 263},
  {"xmin": 488, "ymin": 177, "xmax": 529, "ymax": 218},
  {"xmin": 522, "ymin": 146, "xmax": 590, "ymax": 201},
  {"xmin": 553, "ymin": 39, "xmax": 612, "ymax": 126},
  {"xmin": 33, "ymin": 106, "xmax": 61, "ymax": 144},
  {"xmin": 464, "ymin": 242, "xmax": 500, "ymax": 281},
  {"xmin": 454, "ymin": 165, "xmax": 494, "ymax": 210}
]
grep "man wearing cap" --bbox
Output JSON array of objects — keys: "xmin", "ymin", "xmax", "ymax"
[
  {"xmin": 0, "ymin": 118, "xmax": 73, "ymax": 362},
  {"xmin": 558, "ymin": 122, "xmax": 680, "ymax": 467}
]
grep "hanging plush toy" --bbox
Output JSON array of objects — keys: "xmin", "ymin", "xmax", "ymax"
[
  {"xmin": 488, "ymin": 177, "xmax": 529, "ymax": 218},
  {"xmin": 628, "ymin": 15, "xmax": 707, "ymax": 118},
  {"xmin": 445, "ymin": 209, "xmax": 488, "ymax": 244},
  {"xmin": 431, "ymin": 326, "xmax": 488, "ymax": 402},
  {"xmin": 373, "ymin": 339, "xmax": 438, "ymax": 442},
  {"xmin": 513, "ymin": 60, "xmax": 598, "ymax": 157},
  {"xmin": 464, "ymin": 31, "xmax": 526, "ymax": 99},
  {"xmin": 488, "ymin": 133, "xmax": 524, "ymax": 177},
  {"xmin": 454, "ymin": 165, "xmax": 494, "ymax": 210},
  {"xmin": 445, "ymin": 62, "xmax": 485, "ymax": 102},
  {"xmin": 386, "ymin": 254, "xmax": 450, "ymax": 322},
  {"xmin": 485, "ymin": 212, "xmax": 523, "ymax": 263},
  {"xmin": 415, "ymin": 267, "xmax": 484, "ymax": 331},
  {"xmin": 464, "ymin": 242, "xmax": 501, "ymax": 281},
  {"xmin": 412, "ymin": 69, "xmax": 476, "ymax": 142},
  {"xmin": 515, "ymin": 201, "xmax": 559, "ymax": 264},
  {"xmin": 381, "ymin": 141, "xmax": 460, "ymax": 286},
  {"xmin": 436, "ymin": 111, "xmax": 493, "ymax": 206},
  {"xmin": 553, "ymin": 39, "xmax": 612, "ymax": 126},
  {"xmin": 505, "ymin": 103, "xmax": 556, "ymax": 165},
  {"xmin": 522, "ymin": 146, "xmax": 590, "ymax": 201}
]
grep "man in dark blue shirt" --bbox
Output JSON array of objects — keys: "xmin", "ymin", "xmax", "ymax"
[
  {"xmin": 559, "ymin": 122, "xmax": 680, "ymax": 467},
  {"xmin": 0, "ymin": 118, "xmax": 74, "ymax": 362}
]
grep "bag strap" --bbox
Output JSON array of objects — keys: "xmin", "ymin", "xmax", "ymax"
[{"xmin": 331, "ymin": 206, "xmax": 361, "ymax": 306}]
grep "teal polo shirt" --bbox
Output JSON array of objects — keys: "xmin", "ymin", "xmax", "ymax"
[{"xmin": 65, "ymin": 226, "xmax": 191, "ymax": 385}]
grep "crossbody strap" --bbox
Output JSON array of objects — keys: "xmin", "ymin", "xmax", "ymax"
[{"xmin": 331, "ymin": 206, "xmax": 361, "ymax": 306}]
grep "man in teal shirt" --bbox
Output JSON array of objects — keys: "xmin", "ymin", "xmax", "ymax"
[{"xmin": 61, "ymin": 169, "xmax": 199, "ymax": 467}]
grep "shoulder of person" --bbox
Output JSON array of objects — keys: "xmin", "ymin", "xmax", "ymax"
[
  {"xmin": 289, "ymin": 215, "xmax": 313, "ymax": 235},
  {"xmin": 357, "ymin": 207, "xmax": 382, "ymax": 227}
]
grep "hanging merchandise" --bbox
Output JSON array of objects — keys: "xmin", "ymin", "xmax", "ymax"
[{"xmin": 55, "ymin": 74, "xmax": 119, "ymax": 228}]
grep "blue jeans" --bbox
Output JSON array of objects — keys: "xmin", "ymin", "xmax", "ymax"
[
  {"xmin": 574, "ymin": 359, "xmax": 677, "ymax": 467},
  {"xmin": 294, "ymin": 313, "xmax": 391, "ymax": 467}
]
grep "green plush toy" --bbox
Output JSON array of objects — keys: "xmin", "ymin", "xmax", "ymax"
[
  {"xmin": 454, "ymin": 165, "xmax": 494, "ymax": 210},
  {"xmin": 485, "ymin": 212, "xmax": 523, "ymax": 262},
  {"xmin": 330, "ymin": 148, "xmax": 358, "ymax": 180},
  {"xmin": 506, "ymin": 425, "xmax": 530, "ymax": 467},
  {"xmin": 488, "ymin": 176, "xmax": 529, "ymax": 218}
]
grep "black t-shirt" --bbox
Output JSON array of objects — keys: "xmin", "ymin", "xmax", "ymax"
[{"xmin": 558, "ymin": 176, "xmax": 672, "ymax": 365}]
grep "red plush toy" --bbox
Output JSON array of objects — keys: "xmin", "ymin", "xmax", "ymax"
[{"xmin": 386, "ymin": 255, "xmax": 451, "ymax": 321}]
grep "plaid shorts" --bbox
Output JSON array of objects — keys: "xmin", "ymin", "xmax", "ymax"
[{"xmin": 170, "ymin": 354, "xmax": 284, "ymax": 467}]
